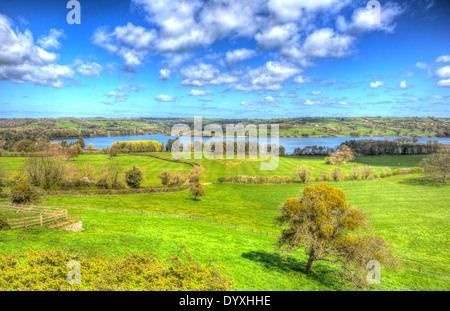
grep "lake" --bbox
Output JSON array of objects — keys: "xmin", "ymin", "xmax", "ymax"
[{"xmin": 51, "ymin": 134, "xmax": 450, "ymax": 155}]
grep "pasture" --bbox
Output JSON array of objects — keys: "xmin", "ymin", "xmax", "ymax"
[{"xmin": 1, "ymin": 174, "xmax": 448, "ymax": 290}]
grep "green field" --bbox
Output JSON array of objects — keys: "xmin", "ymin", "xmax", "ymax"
[
  {"xmin": 149, "ymin": 152, "xmax": 425, "ymax": 183},
  {"xmin": 72, "ymin": 154, "xmax": 192, "ymax": 186},
  {"xmin": 0, "ymin": 174, "xmax": 448, "ymax": 290},
  {"xmin": 1, "ymin": 154, "xmax": 426, "ymax": 187}
]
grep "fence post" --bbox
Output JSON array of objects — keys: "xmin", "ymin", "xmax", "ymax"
[
  {"xmin": 24, "ymin": 218, "xmax": 27, "ymax": 228},
  {"xmin": 54, "ymin": 211, "xmax": 57, "ymax": 222},
  {"xmin": 40, "ymin": 215, "xmax": 43, "ymax": 226}
]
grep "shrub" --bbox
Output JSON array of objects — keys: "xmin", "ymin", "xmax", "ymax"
[
  {"xmin": 0, "ymin": 249, "xmax": 235, "ymax": 291},
  {"xmin": 293, "ymin": 165, "xmax": 311, "ymax": 183},
  {"xmin": 380, "ymin": 167, "xmax": 392, "ymax": 178},
  {"xmin": 320, "ymin": 170, "xmax": 331, "ymax": 182},
  {"xmin": 217, "ymin": 177, "xmax": 226, "ymax": 183},
  {"xmin": 331, "ymin": 168, "xmax": 345, "ymax": 182},
  {"xmin": 0, "ymin": 213, "xmax": 10, "ymax": 230},
  {"xmin": 361, "ymin": 165, "xmax": 376, "ymax": 180},
  {"xmin": 349, "ymin": 164, "xmax": 361, "ymax": 180},
  {"xmin": 10, "ymin": 181, "xmax": 41, "ymax": 204},
  {"xmin": 125, "ymin": 166, "xmax": 144, "ymax": 189}
]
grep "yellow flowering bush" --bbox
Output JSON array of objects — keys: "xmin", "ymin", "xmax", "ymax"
[{"xmin": 0, "ymin": 248, "xmax": 235, "ymax": 291}]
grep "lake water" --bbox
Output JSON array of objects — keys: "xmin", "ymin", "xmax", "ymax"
[{"xmin": 51, "ymin": 134, "xmax": 450, "ymax": 155}]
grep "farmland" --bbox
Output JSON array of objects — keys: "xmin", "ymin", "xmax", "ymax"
[{"xmin": 0, "ymin": 150, "xmax": 449, "ymax": 291}]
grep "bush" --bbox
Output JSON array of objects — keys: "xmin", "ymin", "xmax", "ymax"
[
  {"xmin": 320, "ymin": 170, "xmax": 331, "ymax": 181},
  {"xmin": 125, "ymin": 166, "xmax": 144, "ymax": 189},
  {"xmin": 293, "ymin": 165, "xmax": 311, "ymax": 183},
  {"xmin": 217, "ymin": 177, "xmax": 226, "ymax": 184},
  {"xmin": 0, "ymin": 249, "xmax": 235, "ymax": 291},
  {"xmin": 10, "ymin": 181, "xmax": 41, "ymax": 204},
  {"xmin": 362, "ymin": 165, "xmax": 376, "ymax": 180},
  {"xmin": 331, "ymin": 168, "xmax": 345, "ymax": 182},
  {"xmin": 380, "ymin": 167, "xmax": 392, "ymax": 178},
  {"xmin": 0, "ymin": 213, "xmax": 10, "ymax": 230},
  {"xmin": 349, "ymin": 164, "xmax": 361, "ymax": 180}
]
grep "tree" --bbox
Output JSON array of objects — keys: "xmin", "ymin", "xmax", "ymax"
[
  {"xmin": 292, "ymin": 165, "xmax": 311, "ymax": 183},
  {"xmin": 276, "ymin": 184, "xmax": 397, "ymax": 287},
  {"xmin": 125, "ymin": 166, "xmax": 143, "ymax": 188},
  {"xmin": 86, "ymin": 143, "xmax": 96, "ymax": 151},
  {"xmin": 420, "ymin": 147, "xmax": 450, "ymax": 183},
  {"xmin": 22, "ymin": 156, "xmax": 66, "ymax": 190},
  {"xmin": 15, "ymin": 139, "xmax": 36, "ymax": 153},
  {"xmin": 325, "ymin": 145, "xmax": 355, "ymax": 165},
  {"xmin": 190, "ymin": 183, "xmax": 205, "ymax": 201},
  {"xmin": 76, "ymin": 138, "xmax": 86, "ymax": 149}
]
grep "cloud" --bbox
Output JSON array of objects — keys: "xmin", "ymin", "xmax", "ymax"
[
  {"xmin": 92, "ymin": 23, "xmax": 157, "ymax": 72},
  {"xmin": 267, "ymin": 0, "xmax": 345, "ymax": 23},
  {"xmin": 188, "ymin": 89, "xmax": 213, "ymax": 96},
  {"xmin": 104, "ymin": 84, "xmax": 145, "ymax": 103},
  {"xmin": 436, "ymin": 55, "xmax": 450, "ymax": 63},
  {"xmin": 255, "ymin": 23, "xmax": 298, "ymax": 50},
  {"xmin": 155, "ymin": 94, "xmax": 177, "ymax": 102},
  {"xmin": 236, "ymin": 61, "xmax": 300, "ymax": 91},
  {"xmin": 73, "ymin": 60, "xmax": 103, "ymax": 77},
  {"xmin": 370, "ymin": 81, "xmax": 384, "ymax": 89},
  {"xmin": 294, "ymin": 75, "xmax": 313, "ymax": 83},
  {"xmin": 310, "ymin": 90, "xmax": 322, "ymax": 95},
  {"xmin": 158, "ymin": 68, "xmax": 171, "ymax": 80},
  {"xmin": 180, "ymin": 63, "xmax": 238, "ymax": 86},
  {"xmin": 104, "ymin": 91, "xmax": 127, "ymax": 102},
  {"xmin": 296, "ymin": 28, "xmax": 355, "ymax": 60},
  {"xmin": 437, "ymin": 79, "xmax": 450, "ymax": 88},
  {"xmin": 224, "ymin": 49, "xmax": 256, "ymax": 68},
  {"xmin": 399, "ymin": 80, "xmax": 407, "ymax": 89},
  {"xmin": 0, "ymin": 14, "xmax": 74, "ymax": 88},
  {"xmin": 240, "ymin": 96, "xmax": 278, "ymax": 106},
  {"xmin": 117, "ymin": 83, "xmax": 145, "ymax": 92},
  {"xmin": 415, "ymin": 62, "xmax": 429, "ymax": 69},
  {"xmin": 337, "ymin": 2, "xmax": 404, "ymax": 35},
  {"xmin": 37, "ymin": 29, "xmax": 65, "ymax": 50},
  {"xmin": 436, "ymin": 66, "xmax": 450, "ymax": 79}
]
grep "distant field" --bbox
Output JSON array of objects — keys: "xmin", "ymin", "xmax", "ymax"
[
  {"xmin": 149, "ymin": 152, "xmax": 426, "ymax": 183},
  {"xmin": 0, "ymin": 155, "xmax": 192, "ymax": 187},
  {"xmin": 72, "ymin": 154, "xmax": 192, "ymax": 186},
  {"xmin": 0, "ymin": 174, "xmax": 448, "ymax": 290}
]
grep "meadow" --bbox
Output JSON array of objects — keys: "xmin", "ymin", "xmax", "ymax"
[
  {"xmin": 0, "ymin": 173, "xmax": 448, "ymax": 290},
  {"xmin": 147, "ymin": 152, "xmax": 426, "ymax": 183}
]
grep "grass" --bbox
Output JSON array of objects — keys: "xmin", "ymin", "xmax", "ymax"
[
  {"xmin": 149, "ymin": 152, "xmax": 426, "ymax": 183},
  {"xmin": 71, "ymin": 154, "xmax": 192, "ymax": 186},
  {"xmin": 0, "ymin": 154, "xmax": 192, "ymax": 187},
  {"xmin": 0, "ymin": 174, "xmax": 447, "ymax": 290}
]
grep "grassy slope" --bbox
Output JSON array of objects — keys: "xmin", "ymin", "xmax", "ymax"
[{"xmin": 1, "ymin": 174, "xmax": 447, "ymax": 290}]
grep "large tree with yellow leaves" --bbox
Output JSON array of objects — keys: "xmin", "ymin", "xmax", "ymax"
[{"xmin": 276, "ymin": 184, "xmax": 397, "ymax": 287}]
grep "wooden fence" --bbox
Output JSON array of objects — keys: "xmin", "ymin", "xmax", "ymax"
[{"xmin": 0, "ymin": 203, "xmax": 68, "ymax": 229}]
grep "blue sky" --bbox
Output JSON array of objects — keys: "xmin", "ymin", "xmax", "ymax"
[{"xmin": 0, "ymin": 0, "xmax": 449, "ymax": 118}]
